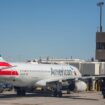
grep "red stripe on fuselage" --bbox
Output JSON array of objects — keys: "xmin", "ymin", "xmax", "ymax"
[
  {"xmin": 0, "ymin": 62, "xmax": 12, "ymax": 66},
  {"xmin": 0, "ymin": 70, "xmax": 18, "ymax": 76}
]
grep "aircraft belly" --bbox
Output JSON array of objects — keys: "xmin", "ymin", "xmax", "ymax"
[{"xmin": 0, "ymin": 76, "xmax": 33, "ymax": 87}]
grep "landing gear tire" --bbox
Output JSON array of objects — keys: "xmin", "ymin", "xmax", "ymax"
[
  {"xmin": 53, "ymin": 90, "xmax": 57, "ymax": 97},
  {"xmin": 67, "ymin": 90, "xmax": 70, "ymax": 94},
  {"xmin": 52, "ymin": 90, "xmax": 62, "ymax": 97},
  {"xmin": 15, "ymin": 88, "xmax": 26, "ymax": 96},
  {"xmin": 103, "ymin": 95, "xmax": 105, "ymax": 99},
  {"xmin": 58, "ymin": 91, "xmax": 62, "ymax": 97}
]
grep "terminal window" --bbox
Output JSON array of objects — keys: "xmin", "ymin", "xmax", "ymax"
[{"xmin": 96, "ymin": 42, "xmax": 105, "ymax": 49}]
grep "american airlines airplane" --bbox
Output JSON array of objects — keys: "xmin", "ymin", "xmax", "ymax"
[{"xmin": 0, "ymin": 55, "xmax": 87, "ymax": 97}]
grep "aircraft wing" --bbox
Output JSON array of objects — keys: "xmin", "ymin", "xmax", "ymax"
[
  {"xmin": 36, "ymin": 75, "xmax": 105, "ymax": 87},
  {"xmin": 36, "ymin": 76, "xmax": 81, "ymax": 86}
]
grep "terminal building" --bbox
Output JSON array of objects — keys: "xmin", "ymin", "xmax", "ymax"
[{"xmin": 39, "ymin": 58, "xmax": 105, "ymax": 76}]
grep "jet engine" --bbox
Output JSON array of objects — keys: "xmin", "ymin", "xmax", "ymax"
[{"xmin": 75, "ymin": 80, "xmax": 87, "ymax": 92}]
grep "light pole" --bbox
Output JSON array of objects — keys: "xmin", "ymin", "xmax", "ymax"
[{"xmin": 97, "ymin": 1, "xmax": 104, "ymax": 32}]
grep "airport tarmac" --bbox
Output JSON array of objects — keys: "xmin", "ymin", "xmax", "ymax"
[{"xmin": 0, "ymin": 91, "xmax": 105, "ymax": 105}]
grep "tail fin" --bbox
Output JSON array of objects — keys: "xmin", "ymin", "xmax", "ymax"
[{"xmin": 0, "ymin": 55, "xmax": 12, "ymax": 67}]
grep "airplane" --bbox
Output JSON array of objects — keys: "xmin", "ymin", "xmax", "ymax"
[{"xmin": 0, "ymin": 55, "xmax": 88, "ymax": 97}]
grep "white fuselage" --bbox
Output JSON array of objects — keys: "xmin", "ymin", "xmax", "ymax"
[{"xmin": 0, "ymin": 62, "xmax": 81, "ymax": 87}]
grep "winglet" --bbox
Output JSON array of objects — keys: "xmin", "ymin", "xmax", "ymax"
[
  {"xmin": 0, "ymin": 55, "xmax": 5, "ymax": 62},
  {"xmin": 0, "ymin": 55, "xmax": 12, "ymax": 67}
]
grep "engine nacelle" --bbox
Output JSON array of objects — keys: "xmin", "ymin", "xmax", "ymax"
[{"xmin": 75, "ymin": 80, "xmax": 87, "ymax": 92}]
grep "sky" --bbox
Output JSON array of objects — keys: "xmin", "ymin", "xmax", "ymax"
[{"xmin": 0, "ymin": 0, "xmax": 104, "ymax": 61}]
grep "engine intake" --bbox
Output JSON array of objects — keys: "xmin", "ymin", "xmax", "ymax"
[{"xmin": 75, "ymin": 80, "xmax": 87, "ymax": 92}]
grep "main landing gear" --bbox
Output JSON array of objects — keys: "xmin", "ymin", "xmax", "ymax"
[
  {"xmin": 52, "ymin": 82, "xmax": 62, "ymax": 97},
  {"xmin": 53, "ymin": 89, "xmax": 62, "ymax": 97},
  {"xmin": 15, "ymin": 87, "xmax": 26, "ymax": 96}
]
